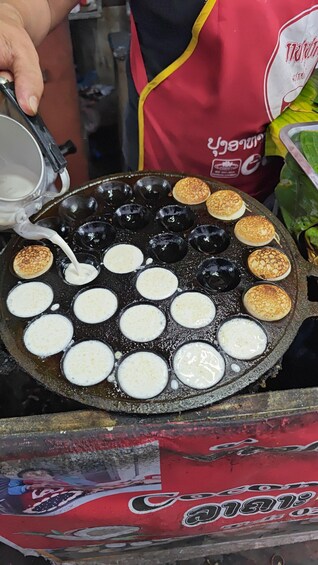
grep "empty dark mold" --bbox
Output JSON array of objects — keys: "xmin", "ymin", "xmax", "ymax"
[
  {"xmin": 149, "ymin": 233, "xmax": 188, "ymax": 263},
  {"xmin": 134, "ymin": 176, "xmax": 171, "ymax": 201},
  {"xmin": 114, "ymin": 204, "xmax": 151, "ymax": 231},
  {"xmin": 59, "ymin": 196, "xmax": 98, "ymax": 223},
  {"xmin": 197, "ymin": 257, "xmax": 240, "ymax": 292},
  {"xmin": 156, "ymin": 205, "xmax": 195, "ymax": 232},
  {"xmin": 189, "ymin": 224, "xmax": 230, "ymax": 254},
  {"xmin": 36, "ymin": 216, "xmax": 71, "ymax": 238},
  {"xmin": 74, "ymin": 221, "xmax": 116, "ymax": 251},
  {"xmin": 95, "ymin": 181, "xmax": 132, "ymax": 207}
]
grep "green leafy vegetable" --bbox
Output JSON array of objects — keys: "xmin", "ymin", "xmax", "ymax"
[{"xmin": 300, "ymin": 131, "xmax": 318, "ymax": 173}]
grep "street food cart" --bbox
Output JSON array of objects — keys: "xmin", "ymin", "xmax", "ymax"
[
  {"xmin": 1, "ymin": 163, "xmax": 318, "ymax": 563},
  {"xmin": 1, "ymin": 77, "xmax": 318, "ymax": 563}
]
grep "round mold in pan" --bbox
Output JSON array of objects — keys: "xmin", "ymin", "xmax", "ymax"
[
  {"xmin": 59, "ymin": 195, "xmax": 99, "ymax": 224},
  {"xmin": 113, "ymin": 204, "xmax": 152, "ymax": 231},
  {"xmin": 197, "ymin": 257, "xmax": 241, "ymax": 293},
  {"xmin": 74, "ymin": 220, "xmax": 116, "ymax": 252},
  {"xmin": 189, "ymin": 224, "xmax": 230, "ymax": 254},
  {"xmin": 56, "ymin": 252, "xmax": 101, "ymax": 287},
  {"xmin": 148, "ymin": 233, "xmax": 188, "ymax": 264},
  {"xmin": 0, "ymin": 171, "xmax": 317, "ymax": 415},
  {"xmin": 156, "ymin": 204, "xmax": 196, "ymax": 233},
  {"xmin": 36, "ymin": 216, "xmax": 71, "ymax": 238},
  {"xmin": 134, "ymin": 176, "xmax": 171, "ymax": 201},
  {"xmin": 94, "ymin": 180, "xmax": 133, "ymax": 208}
]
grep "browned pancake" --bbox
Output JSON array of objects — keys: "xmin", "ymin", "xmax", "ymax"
[
  {"xmin": 234, "ymin": 215, "xmax": 276, "ymax": 246},
  {"xmin": 248, "ymin": 247, "xmax": 291, "ymax": 281},
  {"xmin": 173, "ymin": 177, "xmax": 211, "ymax": 205},
  {"xmin": 13, "ymin": 245, "xmax": 53, "ymax": 279},
  {"xmin": 243, "ymin": 284, "xmax": 292, "ymax": 321},
  {"xmin": 206, "ymin": 189, "xmax": 245, "ymax": 220}
]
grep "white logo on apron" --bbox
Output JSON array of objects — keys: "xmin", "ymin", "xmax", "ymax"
[
  {"xmin": 265, "ymin": 7, "xmax": 318, "ymax": 120},
  {"xmin": 207, "ymin": 135, "xmax": 264, "ymax": 178}
]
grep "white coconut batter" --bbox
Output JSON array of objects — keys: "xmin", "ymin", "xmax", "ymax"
[
  {"xmin": 24, "ymin": 314, "xmax": 74, "ymax": 357},
  {"xmin": 136, "ymin": 267, "xmax": 178, "ymax": 300},
  {"xmin": 119, "ymin": 304, "xmax": 166, "ymax": 342},
  {"xmin": 173, "ymin": 341, "xmax": 225, "ymax": 389},
  {"xmin": 170, "ymin": 292, "xmax": 216, "ymax": 328},
  {"xmin": 73, "ymin": 288, "xmax": 118, "ymax": 324},
  {"xmin": 117, "ymin": 351, "xmax": 169, "ymax": 399},
  {"xmin": 218, "ymin": 317, "xmax": 267, "ymax": 360},
  {"xmin": 62, "ymin": 340, "xmax": 114, "ymax": 386},
  {"xmin": 7, "ymin": 282, "xmax": 53, "ymax": 318},
  {"xmin": 64, "ymin": 262, "xmax": 99, "ymax": 286},
  {"xmin": 103, "ymin": 244, "xmax": 144, "ymax": 274}
]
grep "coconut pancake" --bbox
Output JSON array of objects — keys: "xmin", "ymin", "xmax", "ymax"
[
  {"xmin": 103, "ymin": 244, "xmax": 144, "ymax": 274},
  {"xmin": 234, "ymin": 215, "xmax": 276, "ymax": 246},
  {"xmin": 170, "ymin": 291, "xmax": 216, "ymax": 329},
  {"xmin": 62, "ymin": 340, "xmax": 114, "ymax": 386},
  {"xmin": 13, "ymin": 245, "xmax": 53, "ymax": 279},
  {"xmin": 248, "ymin": 247, "xmax": 291, "ymax": 281},
  {"xmin": 120, "ymin": 304, "xmax": 166, "ymax": 342},
  {"xmin": 243, "ymin": 284, "xmax": 292, "ymax": 321},
  {"xmin": 24, "ymin": 314, "xmax": 74, "ymax": 357},
  {"xmin": 73, "ymin": 288, "xmax": 118, "ymax": 324},
  {"xmin": 172, "ymin": 177, "xmax": 211, "ymax": 205},
  {"xmin": 7, "ymin": 281, "xmax": 54, "ymax": 318},
  {"xmin": 117, "ymin": 351, "xmax": 169, "ymax": 399},
  {"xmin": 173, "ymin": 341, "xmax": 225, "ymax": 389},
  {"xmin": 206, "ymin": 189, "xmax": 245, "ymax": 221},
  {"xmin": 136, "ymin": 267, "xmax": 178, "ymax": 300},
  {"xmin": 218, "ymin": 317, "xmax": 267, "ymax": 360}
]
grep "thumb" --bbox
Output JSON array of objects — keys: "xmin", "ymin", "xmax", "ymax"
[{"xmin": 10, "ymin": 39, "xmax": 44, "ymax": 115}]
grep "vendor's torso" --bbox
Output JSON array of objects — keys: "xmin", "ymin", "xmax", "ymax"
[
  {"xmin": 127, "ymin": 1, "xmax": 318, "ymax": 200},
  {"xmin": 130, "ymin": 1, "xmax": 204, "ymax": 80}
]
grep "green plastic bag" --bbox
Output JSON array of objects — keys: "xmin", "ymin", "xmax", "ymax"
[
  {"xmin": 275, "ymin": 133, "xmax": 318, "ymax": 263},
  {"xmin": 266, "ymin": 70, "xmax": 318, "ymax": 158}
]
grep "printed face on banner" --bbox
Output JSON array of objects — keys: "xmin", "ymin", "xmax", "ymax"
[{"xmin": 0, "ymin": 441, "xmax": 161, "ymax": 516}]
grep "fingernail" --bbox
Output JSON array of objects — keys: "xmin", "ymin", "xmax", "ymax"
[{"xmin": 28, "ymin": 96, "xmax": 38, "ymax": 114}]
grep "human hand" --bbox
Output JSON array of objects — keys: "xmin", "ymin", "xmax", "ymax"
[{"xmin": 0, "ymin": 5, "xmax": 44, "ymax": 115}]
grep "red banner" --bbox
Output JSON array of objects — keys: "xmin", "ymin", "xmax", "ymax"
[{"xmin": 1, "ymin": 414, "xmax": 318, "ymax": 561}]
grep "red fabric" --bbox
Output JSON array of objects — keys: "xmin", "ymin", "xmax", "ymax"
[
  {"xmin": 130, "ymin": 2, "xmax": 318, "ymax": 200},
  {"xmin": 2, "ymin": 417, "xmax": 318, "ymax": 562}
]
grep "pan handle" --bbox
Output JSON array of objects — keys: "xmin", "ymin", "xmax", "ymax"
[{"xmin": 300, "ymin": 257, "xmax": 318, "ymax": 319}]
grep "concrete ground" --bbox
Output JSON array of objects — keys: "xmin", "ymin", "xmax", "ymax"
[{"xmin": 1, "ymin": 540, "xmax": 318, "ymax": 564}]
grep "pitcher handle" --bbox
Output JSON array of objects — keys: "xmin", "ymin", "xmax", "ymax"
[
  {"xmin": 0, "ymin": 78, "xmax": 67, "ymax": 174},
  {"xmin": 59, "ymin": 169, "xmax": 70, "ymax": 195}
]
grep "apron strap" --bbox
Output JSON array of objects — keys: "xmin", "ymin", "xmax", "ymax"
[{"xmin": 130, "ymin": 14, "xmax": 149, "ymax": 95}]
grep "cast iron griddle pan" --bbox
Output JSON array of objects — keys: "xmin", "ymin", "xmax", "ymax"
[{"xmin": 1, "ymin": 172, "xmax": 318, "ymax": 414}]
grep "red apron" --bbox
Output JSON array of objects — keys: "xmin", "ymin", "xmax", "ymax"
[{"xmin": 130, "ymin": 1, "xmax": 318, "ymax": 200}]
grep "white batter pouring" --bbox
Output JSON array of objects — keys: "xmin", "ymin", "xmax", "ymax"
[{"xmin": 64, "ymin": 262, "xmax": 99, "ymax": 286}]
